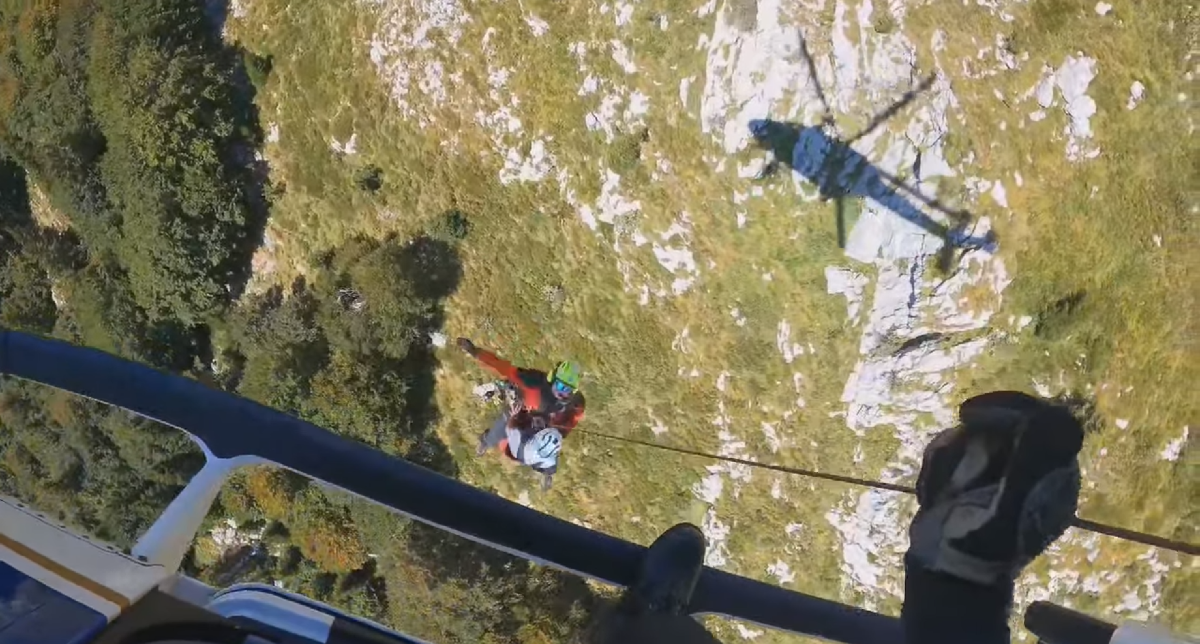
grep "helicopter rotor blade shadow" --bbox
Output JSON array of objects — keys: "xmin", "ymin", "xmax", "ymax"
[
  {"xmin": 845, "ymin": 73, "xmax": 937, "ymax": 146},
  {"xmin": 796, "ymin": 30, "xmax": 838, "ymax": 132}
]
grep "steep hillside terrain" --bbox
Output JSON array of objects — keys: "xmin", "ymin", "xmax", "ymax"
[
  {"xmin": 0, "ymin": 0, "xmax": 1194, "ymax": 641},
  {"xmin": 215, "ymin": 0, "xmax": 1195, "ymax": 640}
]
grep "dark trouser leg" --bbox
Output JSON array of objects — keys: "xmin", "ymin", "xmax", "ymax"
[
  {"xmin": 479, "ymin": 412, "xmax": 510, "ymax": 450},
  {"xmin": 589, "ymin": 524, "xmax": 718, "ymax": 644}
]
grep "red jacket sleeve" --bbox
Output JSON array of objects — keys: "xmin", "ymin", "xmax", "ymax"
[{"xmin": 472, "ymin": 347, "xmax": 522, "ymax": 385}]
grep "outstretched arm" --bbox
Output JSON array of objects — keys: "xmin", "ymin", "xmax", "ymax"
[{"xmin": 457, "ymin": 337, "xmax": 521, "ymax": 385}]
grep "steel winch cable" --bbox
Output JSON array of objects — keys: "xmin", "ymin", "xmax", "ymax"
[{"xmin": 578, "ymin": 428, "xmax": 1200, "ymax": 557}]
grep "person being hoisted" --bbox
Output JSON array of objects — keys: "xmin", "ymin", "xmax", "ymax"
[{"xmin": 456, "ymin": 337, "xmax": 586, "ymax": 490}]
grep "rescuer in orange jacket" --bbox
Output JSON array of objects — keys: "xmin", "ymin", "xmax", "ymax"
[{"xmin": 457, "ymin": 338, "xmax": 586, "ymax": 489}]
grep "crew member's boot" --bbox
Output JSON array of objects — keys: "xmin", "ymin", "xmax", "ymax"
[{"xmin": 591, "ymin": 523, "xmax": 718, "ymax": 644}]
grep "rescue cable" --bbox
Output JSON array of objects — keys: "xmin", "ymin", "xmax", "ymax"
[{"xmin": 577, "ymin": 428, "xmax": 1200, "ymax": 557}]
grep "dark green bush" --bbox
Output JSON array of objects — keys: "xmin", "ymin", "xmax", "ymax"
[{"xmin": 243, "ymin": 49, "xmax": 274, "ymax": 91}]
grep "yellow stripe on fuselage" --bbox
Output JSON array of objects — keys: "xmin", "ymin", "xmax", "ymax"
[{"xmin": 0, "ymin": 530, "xmax": 130, "ymax": 614}]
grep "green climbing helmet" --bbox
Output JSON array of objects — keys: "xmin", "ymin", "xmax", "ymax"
[{"xmin": 549, "ymin": 360, "xmax": 582, "ymax": 392}]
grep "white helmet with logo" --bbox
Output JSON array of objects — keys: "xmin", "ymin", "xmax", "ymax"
[{"xmin": 521, "ymin": 427, "xmax": 562, "ymax": 469}]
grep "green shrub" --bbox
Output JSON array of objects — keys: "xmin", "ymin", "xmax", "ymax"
[
  {"xmin": 605, "ymin": 128, "xmax": 648, "ymax": 176},
  {"xmin": 316, "ymin": 238, "xmax": 433, "ymax": 361},
  {"xmin": 243, "ymin": 49, "xmax": 274, "ymax": 91},
  {"xmin": 0, "ymin": 254, "xmax": 58, "ymax": 334},
  {"xmin": 87, "ymin": 0, "xmax": 260, "ymax": 323},
  {"xmin": 354, "ymin": 164, "xmax": 383, "ymax": 192}
]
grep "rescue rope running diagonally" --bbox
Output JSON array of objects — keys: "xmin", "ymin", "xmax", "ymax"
[{"xmin": 577, "ymin": 428, "xmax": 1200, "ymax": 558}]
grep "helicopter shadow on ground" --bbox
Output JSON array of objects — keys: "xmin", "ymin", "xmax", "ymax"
[
  {"xmin": 747, "ymin": 31, "xmax": 995, "ymax": 268},
  {"xmin": 748, "ymin": 119, "xmax": 997, "ymax": 261}
]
